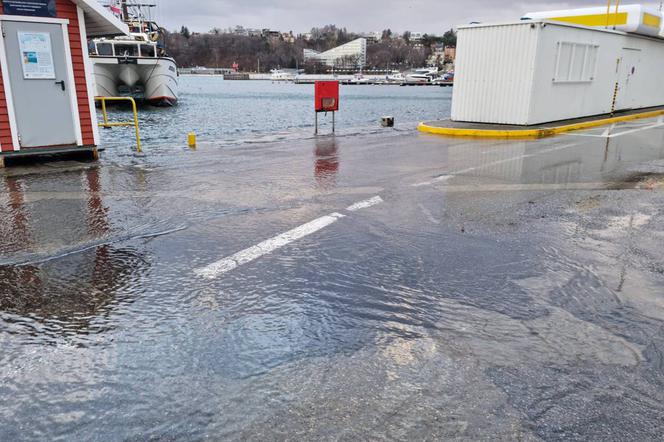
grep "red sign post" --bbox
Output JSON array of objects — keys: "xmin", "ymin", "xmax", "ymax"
[{"xmin": 314, "ymin": 81, "xmax": 339, "ymax": 134}]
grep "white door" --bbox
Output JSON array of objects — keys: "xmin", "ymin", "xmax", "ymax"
[
  {"xmin": 2, "ymin": 20, "xmax": 77, "ymax": 148},
  {"xmin": 615, "ymin": 48, "xmax": 642, "ymax": 111}
]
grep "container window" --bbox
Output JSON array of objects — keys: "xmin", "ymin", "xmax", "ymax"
[
  {"xmin": 554, "ymin": 42, "xmax": 599, "ymax": 83},
  {"xmin": 96, "ymin": 43, "xmax": 114, "ymax": 56},
  {"xmin": 140, "ymin": 44, "xmax": 156, "ymax": 57},
  {"xmin": 115, "ymin": 44, "xmax": 139, "ymax": 57}
]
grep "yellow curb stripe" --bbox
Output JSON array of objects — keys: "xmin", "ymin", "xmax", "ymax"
[{"xmin": 418, "ymin": 109, "xmax": 664, "ymax": 139}]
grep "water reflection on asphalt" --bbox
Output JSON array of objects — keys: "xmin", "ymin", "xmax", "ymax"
[{"xmin": 1, "ymin": 122, "xmax": 664, "ymax": 440}]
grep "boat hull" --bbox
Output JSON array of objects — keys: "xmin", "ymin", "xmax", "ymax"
[{"xmin": 91, "ymin": 56, "xmax": 179, "ymax": 106}]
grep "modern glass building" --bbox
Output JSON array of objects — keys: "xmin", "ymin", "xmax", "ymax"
[{"xmin": 304, "ymin": 38, "xmax": 367, "ymax": 68}]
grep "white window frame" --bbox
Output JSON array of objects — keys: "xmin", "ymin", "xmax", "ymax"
[{"xmin": 553, "ymin": 42, "xmax": 599, "ymax": 84}]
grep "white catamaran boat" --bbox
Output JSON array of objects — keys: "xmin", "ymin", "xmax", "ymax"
[{"xmin": 89, "ymin": 1, "xmax": 178, "ymax": 106}]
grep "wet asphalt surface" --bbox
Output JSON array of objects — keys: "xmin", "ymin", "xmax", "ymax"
[{"xmin": 1, "ymin": 119, "xmax": 664, "ymax": 441}]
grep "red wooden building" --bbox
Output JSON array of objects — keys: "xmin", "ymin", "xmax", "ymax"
[{"xmin": 0, "ymin": 0, "xmax": 127, "ymax": 166}]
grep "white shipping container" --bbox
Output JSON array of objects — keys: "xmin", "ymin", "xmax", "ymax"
[{"xmin": 452, "ymin": 21, "xmax": 664, "ymax": 125}]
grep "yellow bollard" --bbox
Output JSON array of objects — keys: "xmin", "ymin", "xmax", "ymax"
[{"xmin": 188, "ymin": 132, "xmax": 197, "ymax": 149}]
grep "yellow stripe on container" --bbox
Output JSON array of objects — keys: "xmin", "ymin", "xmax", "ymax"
[
  {"xmin": 549, "ymin": 12, "xmax": 628, "ymax": 27},
  {"xmin": 643, "ymin": 13, "xmax": 662, "ymax": 28}
]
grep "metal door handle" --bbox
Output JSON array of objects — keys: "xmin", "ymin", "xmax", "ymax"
[{"xmin": 55, "ymin": 80, "xmax": 65, "ymax": 91}]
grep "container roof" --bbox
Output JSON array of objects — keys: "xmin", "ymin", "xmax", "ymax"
[{"xmin": 71, "ymin": 0, "xmax": 129, "ymax": 37}]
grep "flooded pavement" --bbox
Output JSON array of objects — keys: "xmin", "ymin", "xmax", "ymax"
[{"xmin": 2, "ymin": 117, "xmax": 664, "ymax": 440}]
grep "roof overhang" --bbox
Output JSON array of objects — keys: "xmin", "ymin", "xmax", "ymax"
[{"xmin": 72, "ymin": 0, "xmax": 129, "ymax": 37}]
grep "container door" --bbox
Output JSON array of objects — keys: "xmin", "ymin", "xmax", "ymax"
[
  {"xmin": 615, "ymin": 48, "xmax": 642, "ymax": 111},
  {"xmin": 2, "ymin": 21, "xmax": 76, "ymax": 148}
]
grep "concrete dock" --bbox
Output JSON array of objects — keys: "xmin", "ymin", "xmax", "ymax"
[{"xmin": 1, "ymin": 118, "xmax": 664, "ymax": 440}]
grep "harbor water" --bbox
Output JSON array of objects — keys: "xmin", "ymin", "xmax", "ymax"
[{"xmin": 100, "ymin": 76, "xmax": 453, "ymax": 155}]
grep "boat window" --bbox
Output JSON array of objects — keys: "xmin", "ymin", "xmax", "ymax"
[
  {"xmin": 96, "ymin": 43, "xmax": 114, "ymax": 56},
  {"xmin": 140, "ymin": 44, "xmax": 156, "ymax": 57},
  {"xmin": 115, "ymin": 44, "xmax": 139, "ymax": 57}
]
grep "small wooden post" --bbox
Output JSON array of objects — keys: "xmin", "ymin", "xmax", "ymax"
[{"xmin": 0, "ymin": 156, "xmax": 5, "ymax": 169}]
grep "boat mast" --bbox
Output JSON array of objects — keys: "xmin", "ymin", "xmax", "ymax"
[{"xmin": 121, "ymin": 0, "xmax": 129, "ymax": 22}]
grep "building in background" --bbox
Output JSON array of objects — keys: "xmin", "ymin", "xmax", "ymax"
[
  {"xmin": 427, "ymin": 45, "xmax": 457, "ymax": 69},
  {"xmin": 410, "ymin": 32, "xmax": 425, "ymax": 42},
  {"xmin": 359, "ymin": 32, "xmax": 381, "ymax": 43},
  {"xmin": 303, "ymin": 38, "xmax": 367, "ymax": 68}
]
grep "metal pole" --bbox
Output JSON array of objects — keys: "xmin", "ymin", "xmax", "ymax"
[
  {"xmin": 101, "ymin": 98, "xmax": 109, "ymax": 127},
  {"xmin": 613, "ymin": 0, "xmax": 621, "ymax": 29},
  {"xmin": 606, "ymin": 0, "xmax": 612, "ymax": 28},
  {"xmin": 130, "ymin": 98, "xmax": 142, "ymax": 153},
  {"xmin": 315, "ymin": 112, "xmax": 318, "ymax": 135},
  {"xmin": 332, "ymin": 111, "xmax": 335, "ymax": 133}
]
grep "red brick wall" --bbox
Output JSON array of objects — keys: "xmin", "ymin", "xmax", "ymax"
[{"xmin": 0, "ymin": 0, "xmax": 95, "ymax": 151}]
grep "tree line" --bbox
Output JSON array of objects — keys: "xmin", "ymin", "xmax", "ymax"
[{"xmin": 165, "ymin": 25, "xmax": 457, "ymax": 72}]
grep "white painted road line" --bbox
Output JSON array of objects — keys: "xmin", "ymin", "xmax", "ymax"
[
  {"xmin": 412, "ymin": 142, "xmax": 581, "ymax": 187},
  {"xmin": 346, "ymin": 196, "xmax": 384, "ymax": 212},
  {"xmin": 565, "ymin": 121, "xmax": 664, "ymax": 138},
  {"xmin": 195, "ymin": 212, "xmax": 346, "ymax": 279}
]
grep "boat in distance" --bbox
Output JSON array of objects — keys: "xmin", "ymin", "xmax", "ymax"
[{"xmin": 89, "ymin": 1, "xmax": 178, "ymax": 106}]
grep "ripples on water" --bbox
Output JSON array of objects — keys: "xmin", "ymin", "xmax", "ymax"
[
  {"xmin": 2, "ymin": 85, "xmax": 664, "ymax": 440},
  {"xmin": 100, "ymin": 76, "xmax": 452, "ymax": 155}
]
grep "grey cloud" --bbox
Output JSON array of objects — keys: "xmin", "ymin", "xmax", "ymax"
[{"xmin": 157, "ymin": 1, "xmax": 662, "ymax": 33}]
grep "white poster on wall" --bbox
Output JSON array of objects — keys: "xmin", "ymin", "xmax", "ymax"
[{"xmin": 18, "ymin": 32, "xmax": 55, "ymax": 79}]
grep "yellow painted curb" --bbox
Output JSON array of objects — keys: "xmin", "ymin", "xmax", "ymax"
[{"xmin": 418, "ymin": 109, "xmax": 664, "ymax": 139}]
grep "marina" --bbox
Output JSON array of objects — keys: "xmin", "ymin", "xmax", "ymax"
[
  {"xmin": 2, "ymin": 1, "xmax": 664, "ymax": 441},
  {"xmin": 96, "ymin": 76, "xmax": 453, "ymax": 152}
]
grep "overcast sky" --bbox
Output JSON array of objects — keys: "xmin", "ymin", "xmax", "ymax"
[{"xmin": 155, "ymin": 1, "xmax": 663, "ymax": 34}]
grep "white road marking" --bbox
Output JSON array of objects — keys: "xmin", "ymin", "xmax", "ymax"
[
  {"xmin": 412, "ymin": 142, "xmax": 580, "ymax": 187},
  {"xmin": 565, "ymin": 121, "xmax": 664, "ymax": 138},
  {"xmin": 195, "ymin": 212, "xmax": 346, "ymax": 279},
  {"xmin": 601, "ymin": 124, "xmax": 616, "ymax": 137},
  {"xmin": 346, "ymin": 196, "xmax": 384, "ymax": 212},
  {"xmin": 196, "ymin": 194, "xmax": 386, "ymax": 279},
  {"xmin": 413, "ymin": 175, "xmax": 452, "ymax": 187},
  {"xmin": 195, "ymin": 137, "xmax": 587, "ymax": 279},
  {"xmin": 606, "ymin": 122, "xmax": 664, "ymax": 138}
]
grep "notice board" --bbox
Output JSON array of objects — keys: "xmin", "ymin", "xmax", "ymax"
[
  {"xmin": 3, "ymin": 0, "xmax": 57, "ymax": 17},
  {"xmin": 18, "ymin": 32, "xmax": 56, "ymax": 79}
]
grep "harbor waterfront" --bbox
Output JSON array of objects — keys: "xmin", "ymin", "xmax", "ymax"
[
  {"xmin": 98, "ymin": 76, "xmax": 453, "ymax": 152},
  {"xmin": 2, "ymin": 116, "xmax": 664, "ymax": 440},
  {"xmin": 3, "ymin": 1, "xmax": 664, "ymax": 440}
]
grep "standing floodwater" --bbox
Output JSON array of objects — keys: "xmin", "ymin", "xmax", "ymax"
[{"xmin": 2, "ymin": 89, "xmax": 664, "ymax": 440}]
